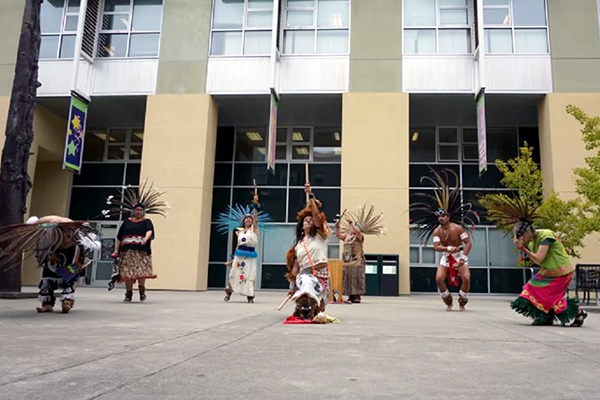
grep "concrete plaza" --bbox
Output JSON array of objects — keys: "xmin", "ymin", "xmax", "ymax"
[{"xmin": 0, "ymin": 288, "xmax": 598, "ymax": 400}]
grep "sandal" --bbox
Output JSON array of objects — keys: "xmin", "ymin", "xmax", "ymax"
[
  {"xmin": 36, "ymin": 303, "xmax": 54, "ymax": 313},
  {"xmin": 139, "ymin": 286, "xmax": 146, "ymax": 302},
  {"xmin": 61, "ymin": 299, "xmax": 75, "ymax": 314},
  {"xmin": 224, "ymin": 288, "xmax": 232, "ymax": 302},
  {"xmin": 570, "ymin": 309, "xmax": 588, "ymax": 327}
]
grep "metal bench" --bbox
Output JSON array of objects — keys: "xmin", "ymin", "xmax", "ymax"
[{"xmin": 574, "ymin": 264, "xmax": 600, "ymax": 306}]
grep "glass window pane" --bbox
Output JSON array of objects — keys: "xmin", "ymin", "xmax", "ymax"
[
  {"xmin": 484, "ymin": 29, "xmax": 512, "ymax": 53},
  {"xmin": 513, "ymin": 0, "xmax": 546, "ymax": 26},
  {"xmin": 108, "ymin": 129, "xmax": 127, "ymax": 142},
  {"xmin": 410, "ymin": 165, "xmax": 459, "ymax": 188},
  {"xmin": 131, "ymin": 130, "xmax": 143, "ymax": 143},
  {"xmin": 468, "ymin": 229, "xmax": 487, "ymax": 266},
  {"xmin": 317, "ymin": 0, "xmax": 349, "ymax": 28},
  {"xmin": 97, "ymin": 34, "xmax": 128, "ymax": 57},
  {"xmin": 404, "ymin": 29, "xmax": 435, "ymax": 54},
  {"xmin": 83, "ymin": 132, "xmax": 106, "ymax": 161},
  {"xmin": 289, "ymin": 164, "xmax": 340, "ymax": 186},
  {"xmin": 439, "ymin": 128, "xmax": 457, "ymax": 143},
  {"xmin": 439, "ymin": 9, "xmax": 468, "ymax": 25},
  {"xmin": 488, "ymin": 229, "xmax": 515, "ymax": 266},
  {"xmin": 74, "ymin": 163, "xmax": 126, "ymax": 185},
  {"xmin": 213, "ymin": 0, "xmax": 244, "ymax": 29},
  {"xmin": 40, "ymin": 35, "xmax": 60, "ymax": 59},
  {"xmin": 404, "ymin": 0, "xmax": 435, "ymax": 26},
  {"xmin": 462, "ymin": 144, "xmax": 478, "ymax": 161},
  {"xmin": 288, "ymin": 189, "xmax": 339, "ymax": 223},
  {"xmin": 288, "ymin": 0, "xmax": 314, "ymax": 8},
  {"xmin": 59, "ymin": 35, "xmax": 76, "ymax": 58},
  {"xmin": 483, "ymin": 0, "xmax": 508, "ymax": 5},
  {"xmin": 65, "ymin": 15, "xmax": 79, "ymax": 31},
  {"xmin": 462, "ymin": 164, "xmax": 504, "ymax": 188},
  {"xmin": 209, "ymin": 224, "xmax": 228, "ymax": 263},
  {"xmin": 213, "ymin": 163, "xmax": 232, "ymax": 186},
  {"xmin": 422, "ymin": 247, "xmax": 436, "ymax": 264},
  {"xmin": 313, "ymin": 147, "xmax": 340, "ymax": 162},
  {"xmin": 126, "ymin": 163, "xmax": 141, "ymax": 185},
  {"xmin": 410, "ymin": 267, "xmax": 437, "ymax": 292},
  {"xmin": 247, "ymin": 10, "xmax": 273, "ymax": 28},
  {"xmin": 292, "ymin": 145, "xmax": 310, "ymax": 160},
  {"xmin": 216, "ymin": 127, "xmax": 235, "ymax": 161},
  {"xmin": 107, "ymin": 145, "xmax": 127, "ymax": 160},
  {"xmin": 409, "ymin": 127, "xmax": 435, "ymax": 162},
  {"xmin": 235, "ymin": 129, "xmax": 267, "ymax": 161},
  {"xmin": 439, "ymin": 0, "xmax": 467, "ymax": 5},
  {"xmin": 284, "ymin": 30, "xmax": 315, "ymax": 54},
  {"xmin": 234, "ymin": 163, "xmax": 287, "ymax": 186},
  {"xmin": 410, "ymin": 247, "xmax": 419, "ymax": 263},
  {"xmin": 291, "ymin": 128, "xmax": 310, "ymax": 142},
  {"xmin": 211, "ymin": 31, "xmax": 242, "ymax": 55},
  {"xmin": 129, "ymin": 144, "xmax": 143, "ymax": 160},
  {"xmin": 67, "ymin": 0, "xmax": 81, "ymax": 12},
  {"xmin": 439, "ymin": 29, "xmax": 471, "ymax": 53},
  {"xmin": 276, "ymin": 128, "xmax": 287, "ymax": 142},
  {"xmin": 317, "ymin": 29, "xmax": 348, "ymax": 53},
  {"xmin": 249, "ymin": 0, "xmax": 274, "ymax": 10},
  {"xmin": 515, "ymin": 29, "xmax": 548, "ymax": 53},
  {"xmin": 287, "ymin": 10, "xmax": 314, "ymax": 27},
  {"xmin": 490, "ymin": 269, "xmax": 526, "ymax": 294},
  {"xmin": 235, "ymin": 188, "xmax": 287, "ymax": 222},
  {"xmin": 463, "ymin": 128, "xmax": 477, "ymax": 143},
  {"xmin": 261, "ymin": 265, "xmax": 289, "ymax": 289},
  {"xmin": 129, "ymin": 33, "xmax": 160, "ymax": 56},
  {"xmin": 276, "ymin": 145, "xmax": 287, "ymax": 160},
  {"xmin": 314, "ymin": 127, "xmax": 341, "ymax": 146},
  {"xmin": 263, "ymin": 226, "xmax": 295, "ymax": 263},
  {"xmin": 487, "ymin": 128, "xmax": 517, "ymax": 161},
  {"xmin": 104, "ymin": 0, "xmax": 131, "ymax": 12},
  {"xmin": 211, "ymin": 187, "xmax": 231, "ymax": 220},
  {"xmin": 439, "ymin": 145, "xmax": 458, "ymax": 161},
  {"xmin": 69, "ymin": 187, "xmax": 120, "ymax": 221},
  {"xmin": 132, "ymin": 0, "xmax": 163, "ymax": 31},
  {"xmin": 244, "ymin": 31, "xmax": 272, "ymax": 55},
  {"xmin": 41, "ymin": 0, "xmax": 64, "ymax": 33},
  {"xmin": 483, "ymin": 8, "xmax": 510, "ymax": 25},
  {"xmin": 102, "ymin": 14, "xmax": 130, "ymax": 30}
]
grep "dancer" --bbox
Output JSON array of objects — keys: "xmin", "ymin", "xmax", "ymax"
[
  {"xmin": 484, "ymin": 194, "xmax": 587, "ymax": 326},
  {"xmin": 104, "ymin": 180, "xmax": 169, "ymax": 302},
  {"xmin": 0, "ymin": 215, "xmax": 100, "ymax": 313},
  {"xmin": 286, "ymin": 182, "xmax": 332, "ymax": 320},
  {"xmin": 335, "ymin": 204, "xmax": 386, "ymax": 303},
  {"xmin": 409, "ymin": 169, "xmax": 479, "ymax": 311},
  {"xmin": 215, "ymin": 184, "xmax": 272, "ymax": 303}
]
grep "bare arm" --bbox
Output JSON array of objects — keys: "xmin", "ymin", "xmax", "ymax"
[
  {"xmin": 305, "ymin": 182, "xmax": 322, "ymax": 228},
  {"xmin": 335, "ymin": 220, "xmax": 346, "ymax": 241},
  {"xmin": 111, "ymin": 239, "xmax": 121, "ymax": 257},
  {"xmin": 514, "ymin": 236, "xmax": 550, "ymax": 265},
  {"xmin": 253, "ymin": 194, "xmax": 259, "ymax": 233},
  {"xmin": 142, "ymin": 230, "xmax": 153, "ymax": 245},
  {"xmin": 350, "ymin": 221, "xmax": 364, "ymax": 242}
]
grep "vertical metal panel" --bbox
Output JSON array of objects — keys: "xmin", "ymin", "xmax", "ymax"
[
  {"xmin": 279, "ymin": 56, "xmax": 349, "ymax": 93},
  {"xmin": 403, "ymin": 56, "xmax": 475, "ymax": 92},
  {"xmin": 38, "ymin": 61, "xmax": 75, "ymax": 96},
  {"xmin": 92, "ymin": 59, "xmax": 158, "ymax": 95},
  {"xmin": 485, "ymin": 55, "xmax": 553, "ymax": 93}
]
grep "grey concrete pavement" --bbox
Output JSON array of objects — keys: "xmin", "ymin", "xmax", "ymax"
[{"xmin": 0, "ymin": 288, "xmax": 598, "ymax": 400}]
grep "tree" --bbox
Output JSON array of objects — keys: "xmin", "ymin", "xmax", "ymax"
[
  {"xmin": 479, "ymin": 143, "xmax": 593, "ymax": 258},
  {"xmin": 0, "ymin": 0, "xmax": 42, "ymax": 292}
]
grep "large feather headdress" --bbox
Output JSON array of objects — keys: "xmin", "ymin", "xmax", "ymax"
[
  {"xmin": 102, "ymin": 180, "xmax": 170, "ymax": 218},
  {"xmin": 409, "ymin": 169, "xmax": 479, "ymax": 243},
  {"xmin": 339, "ymin": 204, "xmax": 387, "ymax": 236},
  {"xmin": 214, "ymin": 204, "xmax": 273, "ymax": 234},
  {"xmin": 0, "ymin": 219, "xmax": 99, "ymax": 266},
  {"xmin": 479, "ymin": 193, "xmax": 539, "ymax": 237}
]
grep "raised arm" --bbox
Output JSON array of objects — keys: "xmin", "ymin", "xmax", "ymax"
[
  {"xmin": 252, "ymin": 193, "xmax": 259, "ymax": 233},
  {"xmin": 305, "ymin": 182, "xmax": 322, "ymax": 228}
]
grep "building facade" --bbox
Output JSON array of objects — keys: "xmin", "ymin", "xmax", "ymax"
[{"xmin": 1, "ymin": 0, "xmax": 600, "ymax": 294}]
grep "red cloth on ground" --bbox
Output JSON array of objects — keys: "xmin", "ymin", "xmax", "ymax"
[
  {"xmin": 447, "ymin": 254, "xmax": 459, "ymax": 287},
  {"xmin": 283, "ymin": 315, "xmax": 314, "ymax": 324}
]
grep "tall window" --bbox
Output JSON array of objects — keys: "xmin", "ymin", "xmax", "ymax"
[
  {"xmin": 283, "ymin": 0, "xmax": 350, "ymax": 55},
  {"xmin": 97, "ymin": 0, "xmax": 163, "ymax": 58},
  {"xmin": 208, "ymin": 126, "xmax": 342, "ymax": 289},
  {"xmin": 483, "ymin": 0, "xmax": 548, "ymax": 54},
  {"xmin": 40, "ymin": 0, "xmax": 81, "ymax": 59},
  {"xmin": 403, "ymin": 0, "xmax": 471, "ymax": 54},
  {"xmin": 210, "ymin": 0, "xmax": 274, "ymax": 56}
]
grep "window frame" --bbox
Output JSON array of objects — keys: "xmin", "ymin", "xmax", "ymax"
[
  {"xmin": 282, "ymin": 0, "xmax": 351, "ymax": 56},
  {"xmin": 97, "ymin": 0, "xmax": 163, "ymax": 59},
  {"xmin": 482, "ymin": 0, "xmax": 549, "ymax": 55},
  {"xmin": 403, "ymin": 0, "xmax": 473, "ymax": 55},
  {"xmin": 209, "ymin": 0, "xmax": 275, "ymax": 57},
  {"xmin": 40, "ymin": 0, "xmax": 81, "ymax": 60}
]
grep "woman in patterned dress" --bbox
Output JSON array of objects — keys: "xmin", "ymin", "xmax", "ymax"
[{"xmin": 336, "ymin": 218, "xmax": 365, "ymax": 303}]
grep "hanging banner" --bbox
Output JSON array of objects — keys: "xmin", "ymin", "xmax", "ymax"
[
  {"xmin": 476, "ymin": 88, "xmax": 487, "ymax": 175},
  {"xmin": 267, "ymin": 88, "xmax": 279, "ymax": 174},
  {"xmin": 63, "ymin": 92, "xmax": 89, "ymax": 174}
]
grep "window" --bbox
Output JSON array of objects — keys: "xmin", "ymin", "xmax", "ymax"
[
  {"xmin": 210, "ymin": 0, "xmax": 274, "ymax": 56},
  {"xmin": 283, "ymin": 0, "xmax": 350, "ymax": 55},
  {"xmin": 82, "ymin": 128, "xmax": 144, "ymax": 162},
  {"xmin": 40, "ymin": 0, "xmax": 81, "ymax": 59},
  {"xmin": 483, "ymin": 0, "xmax": 548, "ymax": 54},
  {"xmin": 97, "ymin": 0, "xmax": 163, "ymax": 58},
  {"xmin": 403, "ymin": 0, "xmax": 471, "ymax": 54}
]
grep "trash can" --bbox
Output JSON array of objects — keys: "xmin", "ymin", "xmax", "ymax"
[
  {"xmin": 365, "ymin": 255, "xmax": 380, "ymax": 296},
  {"xmin": 365, "ymin": 254, "xmax": 400, "ymax": 296}
]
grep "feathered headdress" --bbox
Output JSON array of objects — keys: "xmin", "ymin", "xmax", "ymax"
[
  {"xmin": 102, "ymin": 180, "xmax": 170, "ymax": 218},
  {"xmin": 214, "ymin": 204, "xmax": 273, "ymax": 234},
  {"xmin": 338, "ymin": 204, "xmax": 387, "ymax": 236},
  {"xmin": 409, "ymin": 169, "xmax": 479, "ymax": 243},
  {"xmin": 0, "ymin": 220, "xmax": 99, "ymax": 265},
  {"xmin": 479, "ymin": 193, "xmax": 539, "ymax": 237}
]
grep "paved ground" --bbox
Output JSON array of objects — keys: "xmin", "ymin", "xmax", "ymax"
[{"xmin": 0, "ymin": 288, "xmax": 598, "ymax": 400}]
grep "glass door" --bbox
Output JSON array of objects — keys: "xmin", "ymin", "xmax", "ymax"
[{"xmin": 90, "ymin": 222, "xmax": 120, "ymax": 287}]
